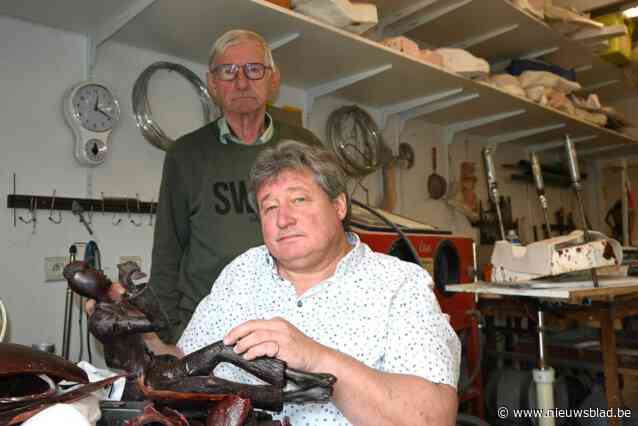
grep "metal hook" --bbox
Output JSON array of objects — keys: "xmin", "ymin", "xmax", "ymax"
[
  {"xmin": 112, "ymin": 212, "xmax": 122, "ymax": 226},
  {"xmin": 48, "ymin": 189, "xmax": 62, "ymax": 224},
  {"xmin": 128, "ymin": 195, "xmax": 142, "ymax": 227},
  {"xmin": 100, "ymin": 192, "xmax": 106, "ymax": 216},
  {"xmin": 85, "ymin": 203, "xmax": 94, "ymax": 225},
  {"xmin": 112, "ymin": 199, "xmax": 122, "ymax": 226},
  {"xmin": 18, "ymin": 197, "xmax": 37, "ymax": 234},
  {"xmin": 148, "ymin": 198, "xmax": 155, "ymax": 227}
]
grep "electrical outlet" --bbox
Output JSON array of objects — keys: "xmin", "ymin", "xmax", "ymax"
[
  {"xmin": 119, "ymin": 256, "xmax": 142, "ymax": 268},
  {"xmin": 44, "ymin": 257, "xmax": 68, "ymax": 282}
]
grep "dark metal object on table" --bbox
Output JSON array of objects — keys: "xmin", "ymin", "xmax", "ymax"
[
  {"xmin": 482, "ymin": 147, "xmax": 506, "ymax": 241},
  {"xmin": 427, "ymin": 146, "xmax": 447, "ymax": 200},
  {"xmin": 0, "ymin": 342, "xmax": 125, "ymax": 425},
  {"xmin": 564, "ymin": 135, "xmax": 599, "ymax": 288},
  {"xmin": 61, "ymin": 244, "xmax": 77, "ymax": 360},
  {"xmin": 0, "ymin": 342, "xmax": 88, "ymax": 407},
  {"xmin": 63, "ymin": 260, "xmax": 335, "ymax": 422},
  {"xmin": 98, "ymin": 400, "xmax": 290, "ymax": 426},
  {"xmin": 530, "ymin": 152, "xmax": 552, "ymax": 239}
]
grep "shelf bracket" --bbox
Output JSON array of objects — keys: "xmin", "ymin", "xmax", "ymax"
[
  {"xmin": 376, "ymin": 0, "xmax": 440, "ymax": 39},
  {"xmin": 519, "ymin": 46, "xmax": 560, "ymax": 61},
  {"xmin": 379, "ymin": 88, "xmax": 463, "ymax": 129},
  {"xmin": 580, "ymin": 79, "xmax": 621, "ymax": 92},
  {"xmin": 574, "ymin": 64, "xmax": 593, "ymax": 73},
  {"xmin": 578, "ymin": 143, "xmax": 629, "ymax": 157},
  {"xmin": 91, "ymin": 0, "xmax": 157, "ymax": 47},
  {"xmin": 570, "ymin": 24, "xmax": 627, "ymax": 43},
  {"xmin": 490, "ymin": 46, "xmax": 559, "ymax": 73},
  {"xmin": 527, "ymin": 135, "xmax": 598, "ymax": 153},
  {"xmin": 399, "ymin": 92, "xmax": 479, "ymax": 121},
  {"xmin": 486, "ymin": 123, "xmax": 565, "ymax": 146},
  {"xmin": 384, "ymin": 0, "xmax": 473, "ymax": 38},
  {"xmin": 451, "ymin": 24, "xmax": 519, "ymax": 50},
  {"xmin": 446, "ymin": 109, "xmax": 526, "ymax": 136},
  {"xmin": 303, "ymin": 63, "xmax": 392, "ymax": 126},
  {"xmin": 269, "ymin": 32, "xmax": 300, "ymax": 50},
  {"xmin": 83, "ymin": 0, "xmax": 157, "ymax": 77}
]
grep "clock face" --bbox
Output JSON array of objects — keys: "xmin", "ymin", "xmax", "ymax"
[
  {"xmin": 84, "ymin": 138, "xmax": 108, "ymax": 164},
  {"xmin": 72, "ymin": 84, "xmax": 120, "ymax": 132}
]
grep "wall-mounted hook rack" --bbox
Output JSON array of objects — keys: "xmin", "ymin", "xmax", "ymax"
[{"xmin": 7, "ymin": 193, "xmax": 158, "ymax": 217}]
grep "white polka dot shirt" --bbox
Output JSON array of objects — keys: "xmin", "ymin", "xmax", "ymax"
[{"xmin": 178, "ymin": 233, "xmax": 461, "ymax": 425}]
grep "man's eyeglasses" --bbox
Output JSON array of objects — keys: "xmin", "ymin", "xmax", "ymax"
[{"xmin": 210, "ymin": 63, "xmax": 272, "ymax": 81}]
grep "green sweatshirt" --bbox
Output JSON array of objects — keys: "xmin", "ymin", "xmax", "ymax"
[{"xmin": 151, "ymin": 117, "xmax": 321, "ymax": 343}]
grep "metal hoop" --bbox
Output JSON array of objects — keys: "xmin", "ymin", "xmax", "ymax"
[
  {"xmin": 326, "ymin": 105, "xmax": 381, "ymax": 177},
  {"xmin": 132, "ymin": 61, "xmax": 217, "ymax": 151}
]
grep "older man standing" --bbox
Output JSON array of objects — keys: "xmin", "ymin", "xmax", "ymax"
[
  {"xmin": 151, "ymin": 30, "xmax": 321, "ymax": 343},
  {"xmin": 178, "ymin": 141, "xmax": 461, "ymax": 425}
]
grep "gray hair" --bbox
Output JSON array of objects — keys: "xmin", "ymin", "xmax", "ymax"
[
  {"xmin": 249, "ymin": 140, "xmax": 350, "ymax": 228},
  {"xmin": 208, "ymin": 29, "xmax": 277, "ymax": 71}
]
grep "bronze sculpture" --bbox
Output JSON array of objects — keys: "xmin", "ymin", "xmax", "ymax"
[{"xmin": 62, "ymin": 261, "xmax": 336, "ymax": 425}]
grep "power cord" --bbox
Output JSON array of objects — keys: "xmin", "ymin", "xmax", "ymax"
[{"xmin": 350, "ymin": 198, "xmax": 422, "ymax": 268}]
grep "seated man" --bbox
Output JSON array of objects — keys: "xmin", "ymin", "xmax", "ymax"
[{"xmin": 174, "ymin": 140, "xmax": 461, "ymax": 425}]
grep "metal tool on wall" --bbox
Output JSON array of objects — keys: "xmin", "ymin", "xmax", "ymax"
[
  {"xmin": 482, "ymin": 147, "xmax": 506, "ymax": 241},
  {"xmin": 530, "ymin": 152, "xmax": 552, "ymax": 239},
  {"xmin": 427, "ymin": 147, "xmax": 447, "ymax": 199},
  {"xmin": 564, "ymin": 135, "xmax": 600, "ymax": 288},
  {"xmin": 71, "ymin": 201, "xmax": 94, "ymax": 235}
]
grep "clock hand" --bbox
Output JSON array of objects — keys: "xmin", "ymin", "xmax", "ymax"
[
  {"xmin": 94, "ymin": 93, "xmax": 100, "ymax": 111},
  {"xmin": 96, "ymin": 108, "xmax": 112, "ymax": 120}
]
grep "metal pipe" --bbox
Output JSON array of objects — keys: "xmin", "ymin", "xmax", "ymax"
[
  {"xmin": 537, "ymin": 309, "xmax": 547, "ymax": 370},
  {"xmin": 565, "ymin": 135, "xmax": 600, "ymax": 288},
  {"xmin": 62, "ymin": 244, "xmax": 77, "ymax": 359},
  {"xmin": 530, "ymin": 152, "xmax": 552, "ymax": 239},
  {"xmin": 621, "ymin": 159, "xmax": 629, "ymax": 246},
  {"xmin": 483, "ymin": 147, "xmax": 506, "ymax": 240}
]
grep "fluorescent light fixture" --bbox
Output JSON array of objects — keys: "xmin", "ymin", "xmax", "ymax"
[{"xmin": 623, "ymin": 6, "xmax": 638, "ymax": 18}]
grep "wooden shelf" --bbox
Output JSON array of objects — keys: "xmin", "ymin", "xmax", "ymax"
[
  {"xmin": 110, "ymin": 0, "xmax": 638, "ymax": 150},
  {"xmin": 398, "ymin": 0, "xmax": 637, "ymax": 102},
  {"xmin": 3, "ymin": 0, "xmax": 638, "ymax": 153}
]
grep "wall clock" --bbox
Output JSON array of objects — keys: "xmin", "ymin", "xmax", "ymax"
[{"xmin": 64, "ymin": 81, "xmax": 120, "ymax": 166}]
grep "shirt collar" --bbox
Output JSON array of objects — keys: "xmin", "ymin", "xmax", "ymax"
[
  {"xmin": 265, "ymin": 232, "xmax": 365, "ymax": 282},
  {"xmin": 218, "ymin": 112, "xmax": 274, "ymax": 145}
]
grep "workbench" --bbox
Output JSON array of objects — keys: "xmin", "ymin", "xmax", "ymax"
[{"xmin": 447, "ymin": 277, "xmax": 638, "ymax": 426}]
